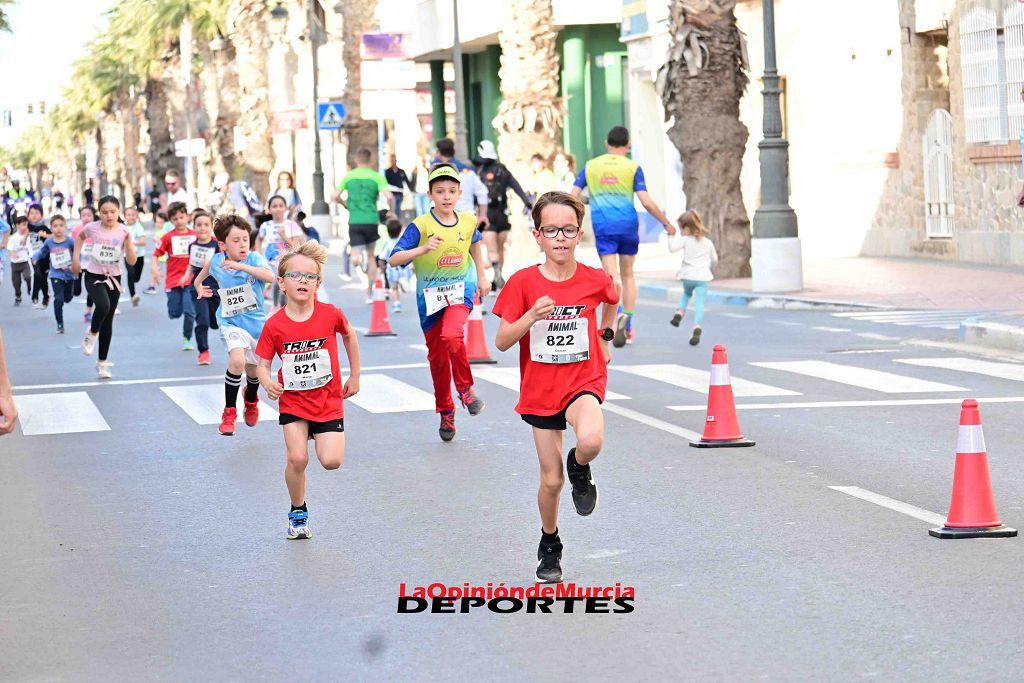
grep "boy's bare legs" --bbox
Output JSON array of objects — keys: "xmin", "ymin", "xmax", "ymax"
[
  {"xmin": 532, "ymin": 427, "xmax": 565, "ymax": 534},
  {"xmin": 283, "ymin": 422, "xmax": 310, "ymax": 506}
]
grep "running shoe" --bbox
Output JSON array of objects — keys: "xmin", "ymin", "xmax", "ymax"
[
  {"xmin": 287, "ymin": 509, "xmax": 312, "ymax": 540},
  {"xmin": 612, "ymin": 312, "xmax": 628, "ymax": 348},
  {"xmin": 566, "ymin": 447, "xmax": 598, "ymax": 516},
  {"xmin": 458, "ymin": 388, "xmax": 484, "ymax": 416},
  {"xmin": 132, "ymin": 295, "xmax": 140, "ymax": 307},
  {"xmin": 670, "ymin": 312, "xmax": 683, "ymax": 327},
  {"xmin": 13, "ymin": 298, "xmax": 20, "ymax": 306},
  {"xmin": 114, "ymin": 307, "xmax": 121, "ymax": 316},
  {"xmin": 219, "ymin": 406, "xmax": 237, "ymax": 436},
  {"xmin": 439, "ymin": 410, "xmax": 456, "ymax": 442},
  {"xmin": 96, "ymin": 361, "xmax": 113, "ymax": 380},
  {"xmin": 57, "ymin": 325, "xmax": 64, "ymax": 334},
  {"xmin": 392, "ymin": 301, "xmax": 402, "ymax": 313},
  {"xmin": 84, "ymin": 311, "xmax": 92, "ymax": 323},
  {"xmin": 182, "ymin": 337, "xmax": 194, "ymax": 351},
  {"xmin": 243, "ymin": 400, "xmax": 259, "ymax": 427},
  {"xmin": 626, "ymin": 328, "xmax": 636, "ymax": 345},
  {"xmin": 197, "ymin": 350, "xmax": 211, "ymax": 365},
  {"xmin": 32, "ymin": 301, "xmax": 44, "ymax": 310},
  {"xmin": 536, "ymin": 538, "xmax": 564, "ymax": 584},
  {"xmin": 144, "ymin": 286, "xmax": 157, "ymax": 295},
  {"xmin": 43, "ymin": 297, "xmax": 49, "ymax": 308},
  {"xmin": 81, "ymin": 332, "xmax": 96, "ymax": 356},
  {"xmin": 689, "ymin": 327, "xmax": 702, "ymax": 346}
]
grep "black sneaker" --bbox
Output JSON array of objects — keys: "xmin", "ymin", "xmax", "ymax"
[
  {"xmin": 670, "ymin": 312, "xmax": 682, "ymax": 327},
  {"xmin": 566, "ymin": 448, "xmax": 598, "ymax": 516},
  {"xmin": 439, "ymin": 410, "xmax": 456, "ymax": 442},
  {"xmin": 612, "ymin": 312, "xmax": 628, "ymax": 348},
  {"xmin": 57, "ymin": 325, "xmax": 64, "ymax": 334},
  {"xmin": 689, "ymin": 327, "xmax": 702, "ymax": 346},
  {"xmin": 13, "ymin": 298, "xmax": 20, "ymax": 307},
  {"xmin": 536, "ymin": 538, "xmax": 563, "ymax": 583}
]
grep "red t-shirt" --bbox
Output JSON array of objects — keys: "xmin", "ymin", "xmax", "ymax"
[
  {"xmin": 255, "ymin": 302, "xmax": 352, "ymax": 422},
  {"xmin": 492, "ymin": 263, "xmax": 619, "ymax": 416},
  {"xmin": 152, "ymin": 229, "xmax": 197, "ymax": 288}
]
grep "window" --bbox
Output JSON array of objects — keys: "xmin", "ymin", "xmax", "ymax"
[{"xmin": 960, "ymin": 2, "xmax": 1024, "ymax": 143}]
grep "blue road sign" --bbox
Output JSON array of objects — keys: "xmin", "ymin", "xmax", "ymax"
[{"xmin": 317, "ymin": 102, "xmax": 346, "ymax": 130}]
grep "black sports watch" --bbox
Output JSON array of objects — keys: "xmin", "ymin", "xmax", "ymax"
[{"xmin": 600, "ymin": 327, "xmax": 615, "ymax": 342}]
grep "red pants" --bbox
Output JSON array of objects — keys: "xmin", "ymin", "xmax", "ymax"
[{"xmin": 424, "ymin": 304, "xmax": 473, "ymax": 413}]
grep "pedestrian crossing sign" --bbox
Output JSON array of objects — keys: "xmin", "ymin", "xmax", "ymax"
[{"xmin": 317, "ymin": 102, "xmax": 346, "ymax": 130}]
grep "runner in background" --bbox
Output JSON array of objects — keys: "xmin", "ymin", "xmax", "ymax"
[
  {"xmin": 475, "ymin": 140, "xmax": 533, "ymax": 293},
  {"xmin": 124, "ymin": 205, "xmax": 147, "ymax": 306},
  {"xmin": 151, "ymin": 202, "xmax": 197, "ymax": 351},
  {"xmin": 385, "ymin": 155, "xmax": 413, "ymax": 221},
  {"xmin": 31, "ymin": 214, "xmax": 76, "ymax": 333},
  {"xmin": 183, "ymin": 210, "xmax": 221, "ymax": 366},
  {"xmin": 334, "ymin": 147, "xmax": 394, "ymax": 302},
  {"xmin": 27, "ymin": 203, "xmax": 50, "ymax": 310}
]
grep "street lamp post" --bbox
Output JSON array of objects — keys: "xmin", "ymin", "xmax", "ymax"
[
  {"xmin": 751, "ymin": 0, "xmax": 802, "ymax": 293},
  {"xmin": 451, "ymin": 0, "xmax": 469, "ymax": 159}
]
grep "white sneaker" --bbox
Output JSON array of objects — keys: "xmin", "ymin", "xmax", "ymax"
[
  {"xmin": 96, "ymin": 361, "xmax": 113, "ymax": 380},
  {"xmin": 81, "ymin": 333, "xmax": 96, "ymax": 356}
]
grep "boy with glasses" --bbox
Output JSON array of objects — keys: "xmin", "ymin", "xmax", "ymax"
[{"xmin": 493, "ymin": 191, "xmax": 620, "ymax": 584}]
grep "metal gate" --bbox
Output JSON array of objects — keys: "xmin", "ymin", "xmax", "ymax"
[{"xmin": 923, "ymin": 109, "xmax": 955, "ymax": 239}]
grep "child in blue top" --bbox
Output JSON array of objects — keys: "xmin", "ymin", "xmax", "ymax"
[
  {"xmin": 31, "ymin": 214, "xmax": 76, "ymax": 333},
  {"xmin": 192, "ymin": 215, "xmax": 276, "ymax": 436}
]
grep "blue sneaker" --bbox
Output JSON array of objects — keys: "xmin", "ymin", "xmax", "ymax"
[{"xmin": 287, "ymin": 509, "xmax": 311, "ymax": 540}]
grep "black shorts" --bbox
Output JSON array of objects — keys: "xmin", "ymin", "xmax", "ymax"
[
  {"xmin": 521, "ymin": 391, "xmax": 602, "ymax": 431},
  {"xmin": 279, "ymin": 412, "xmax": 345, "ymax": 439},
  {"xmin": 349, "ymin": 223, "xmax": 380, "ymax": 247},
  {"xmin": 484, "ymin": 208, "xmax": 510, "ymax": 233}
]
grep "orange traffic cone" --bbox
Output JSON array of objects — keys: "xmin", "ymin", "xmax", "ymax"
[
  {"xmin": 365, "ymin": 275, "xmax": 396, "ymax": 337},
  {"xmin": 466, "ymin": 294, "xmax": 497, "ymax": 364},
  {"xmin": 690, "ymin": 344, "xmax": 755, "ymax": 448},
  {"xmin": 929, "ymin": 399, "xmax": 1017, "ymax": 539}
]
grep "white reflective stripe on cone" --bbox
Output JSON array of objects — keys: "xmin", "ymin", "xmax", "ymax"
[
  {"xmin": 710, "ymin": 363, "xmax": 731, "ymax": 386},
  {"xmin": 469, "ymin": 304, "xmax": 482, "ymax": 321},
  {"xmin": 957, "ymin": 424, "xmax": 987, "ymax": 454},
  {"xmin": 374, "ymin": 285, "xmax": 386, "ymax": 301}
]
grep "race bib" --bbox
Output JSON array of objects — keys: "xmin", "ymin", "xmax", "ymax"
[
  {"xmin": 530, "ymin": 316, "xmax": 589, "ymax": 364},
  {"xmin": 423, "ymin": 281, "xmax": 465, "ymax": 316},
  {"xmin": 282, "ymin": 349, "xmax": 332, "ymax": 391},
  {"xmin": 171, "ymin": 234, "xmax": 195, "ymax": 256},
  {"xmin": 221, "ymin": 284, "xmax": 258, "ymax": 317},
  {"xmin": 50, "ymin": 249, "xmax": 72, "ymax": 270},
  {"xmin": 190, "ymin": 245, "xmax": 215, "ymax": 269},
  {"xmin": 93, "ymin": 243, "xmax": 121, "ymax": 265},
  {"xmin": 81, "ymin": 242, "xmax": 93, "ymax": 259}
]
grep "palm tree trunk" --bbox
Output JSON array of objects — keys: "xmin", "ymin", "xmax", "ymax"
[
  {"xmin": 144, "ymin": 75, "xmax": 180, "ymax": 181},
  {"xmin": 227, "ymin": 0, "xmax": 275, "ymax": 199},
  {"xmin": 208, "ymin": 37, "xmax": 240, "ymax": 177},
  {"xmin": 341, "ymin": 0, "xmax": 379, "ymax": 167},
  {"xmin": 661, "ymin": 0, "xmax": 751, "ymax": 278},
  {"xmin": 493, "ymin": 0, "xmax": 564, "ymax": 179}
]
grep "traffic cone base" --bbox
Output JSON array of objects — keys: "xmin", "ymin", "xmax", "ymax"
[
  {"xmin": 466, "ymin": 294, "xmax": 497, "ymax": 363},
  {"xmin": 928, "ymin": 524, "xmax": 1017, "ymax": 539},
  {"xmin": 690, "ymin": 437, "xmax": 755, "ymax": 449}
]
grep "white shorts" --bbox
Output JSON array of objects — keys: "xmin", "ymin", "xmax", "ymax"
[{"xmin": 221, "ymin": 325, "xmax": 260, "ymax": 365}]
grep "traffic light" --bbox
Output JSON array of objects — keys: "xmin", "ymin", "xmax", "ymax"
[
  {"xmin": 26, "ymin": 104, "xmax": 32, "ymax": 115},
  {"xmin": 2, "ymin": 110, "xmax": 10, "ymax": 127},
  {"xmin": 39, "ymin": 101, "xmax": 45, "ymax": 115}
]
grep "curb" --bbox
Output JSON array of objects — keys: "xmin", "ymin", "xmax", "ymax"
[
  {"xmin": 638, "ymin": 282, "xmax": 889, "ymax": 311},
  {"xmin": 960, "ymin": 317, "xmax": 1024, "ymax": 353}
]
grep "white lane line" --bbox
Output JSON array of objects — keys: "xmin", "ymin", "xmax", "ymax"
[
  {"xmin": 833, "ymin": 310, "xmax": 962, "ymax": 319},
  {"xmin": 666, "ymin": 397, "xmax": 1024, "ymax": 411},
  {"xmin": 751, "ymin": 360, "xmax": 967, "ymax": 393},
  {"xmin": 408, "ymin": 344, "xmax": 428, "ymax": 353},
  {"xmin": 719, "ymin": 312, "xmax": 752, "ymax": 319},
  {"xmin": 602, "ymin": 403, "xmax": 703, "ymax": 442},
  {"xmin": 829, "ymin": 349, "xmax": 900, "ymax": 355},
  {"xmin": 12, "ymin": 363, "xmax": 430, "ymax": 392},
  {"xmin": 855, "ymin": 332, "xmax": 901, "ymax": 341},
  {"xmin": 16, "ymin": 392, "xmax": 110, "ymax": 436},
  {"xmin": 346, "ymin": 374, "xmax": 435, "ymax": 413},
  {"xmin": 161, "ymin": 385, "xmax": 279, "ymax": 425},
  {"xmin": 766, "ymin": 320, "xmax": 803, "ymax": 327},
  {"xmin": 474, "ymin": 366, "xmax": 629, "ymax": 400},
  {"xmin": 829, "ymin": 486, "xmax": 946, "ymax": 527},
  {"xmin": 811, "ymin": 326, "xmax": 852, "ymax": 333},
  {"xmin": 613, "ymin": 364, "xmax": 799, "ymax": 397},
  {"xmin": 897, "ymin": 357, "xmax": 1024, "ymax": 382}
]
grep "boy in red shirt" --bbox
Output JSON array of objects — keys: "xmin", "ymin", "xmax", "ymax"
[
  {"xmin": 150, "ymin": 201, "xmax": 197, "ymax": 350},
  {"xmin": 255, "ymin": 241, "xmax": 361, "ymax": 540},
  {"xmin": 493, "ymin": 191, "xmax": 619, "ymax": 584}
]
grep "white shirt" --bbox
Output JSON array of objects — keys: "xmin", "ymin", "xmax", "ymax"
[
  {"xmin": 455, "ymin": 169, "xmax": 488, "ymax": 214},
  {"xmin": 258, "ymin": 220, "xmax": 303, "ymax": 257},
  {"xmin": 8, "ymin": 232, "xmax": 31, "ymax": 263},
  {"xmin": 669, "ymin": 234, "xmax": 718, "ymax": 282},
  {"xmin": 167, "ymin": 187, "xmax": 194, "ymax": 212}
]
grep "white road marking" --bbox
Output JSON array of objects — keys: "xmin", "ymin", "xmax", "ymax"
[
  {"xmin": 160, "ymin": 385, "xmax": 279, "ymax": 425},
  {"xmin": 408, "ymin": 344, "xmax": 428, "ymax": 352},
  {"xmin": 751, "ymin": 360, "xmax": 967, "ymax": 393},
  {"xmin": 829, "ymin": 486, "xmax": 946, "ymax": 527},
  {"xmin": 613, "ymin": 364, "xmax": 799, "ymax": 397},
  {"xmin": 473, "ymin": 366, "xmax": 629, "ymax": 400},
  {"xmin": 666, "ymin": 397, "xmax": 1024, "ymax": 411},
  {"xmin": 811, "ymin": 326, "xmax": 852, "ymax": 333},
  {"xmin": 16, "ymin": 392, "xmax": 110, "ymax": 436},
  {"xmin": 719, "ymin": 312, "xmax": 752, "ymax": 319},
  {"xmin": 766, "ymin": 320, "xmax": 803, "ymax": 327},
  {"xmin": 855, "ymin": 332, "xmax": 901, "ymax": 341},
  {"xmin": 603, "ymin": 403, "xmax": 704, "ymax": 442},
  {"xmin": 347, "ymin": 374, "xmax": 436, "ymax": 413},
  {"xmin": 896, "ymin": 357, "xmax": 1024, "ymax": 383},
  {"xmin": 828, "ymin": 349, "xmax": 900, "ymax": 355}
]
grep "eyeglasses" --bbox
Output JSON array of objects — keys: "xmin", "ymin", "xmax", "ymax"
[
  {"xmin": 283, "ymin": 271, "xmax": 321, "ymax": 283},
  {"xmin": 538, "ymin": 225, "xmax": 581, "ymax": 239}
]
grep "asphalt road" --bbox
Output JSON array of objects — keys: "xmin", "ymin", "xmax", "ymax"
[{"xmin": 3, "ymin": 264, "xmax": 1024, "ymax": 681}]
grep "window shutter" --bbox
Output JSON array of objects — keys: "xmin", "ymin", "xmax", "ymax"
[
  {"xmin": 1004, "ymin": 1, "xmax": 1024, "ymax": 135},
  {"xmin": 960, "ymin": 6, "xmax": 1002, "ymax": 142}
]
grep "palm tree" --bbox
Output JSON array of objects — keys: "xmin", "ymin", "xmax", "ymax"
[
  {"xmin": 340, "ymin": 0, "xmax": 379, "ymax": 166},
  {"xmin": 493, "ymin": 0, "xmax": 564, "ymax": 177},
  {"xmin": 659, "ymin": 0, "xmax": 751, "ymax": 278},
  {"xmin": 226, "ymin": 0, "xmax": 275, "ymax": 197},
  {"xmin": 0, "ymin": 0, "xmax": 15, "ymax": 33}
]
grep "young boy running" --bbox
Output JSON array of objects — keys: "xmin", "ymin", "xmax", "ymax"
[
  {"xmin": 182, "ymin": 209, "xmax": 221, "ymax": 366},
  {"xmin": 151, "ymin": 201, "xmax": 197, "ymax": 350},
  {"xmin": 254, "ymin": 241, "xmax": 361, "ymax": 540},
  {"xmin": 388, "ymin": 164, "xmax": 491, "ymax": 442},
  {"xmin": 31, "ymin": 214, "xmax": 76, "ymax": 333},
  {"xmin": 493, "ymin": 191, "xmax": 619, "ymax": 584},
  {"xmin": 8, "ymin": 216, "xmax": 32, "ymax": 305},
  {"xmin": 192, "ymin": 215, "xmax": 276, "ymax": 435}
]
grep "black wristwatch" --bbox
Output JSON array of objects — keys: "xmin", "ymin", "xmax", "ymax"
[{"xmin": 600, "ymin": 327, "xmax": 615, "ymax": 342}]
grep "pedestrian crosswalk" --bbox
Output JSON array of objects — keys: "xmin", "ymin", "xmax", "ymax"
[
  {"xmin": 12, "ymin": 356, "xmax": 1024, "ymax": 437},
  {"xmin": 832, "ymin": 310, "xmax": 987, "ymax": 331}
]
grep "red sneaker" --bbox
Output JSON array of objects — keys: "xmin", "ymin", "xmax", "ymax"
[
  {"xmin": 243, "ymin": 400, "xmax": 259, "ymax": 427},
  {"xmin": 219, "ymin": 407, "xmax": 237, "ymax": 436},
  {"xmin": 197, "ymin": 350, "xmax": 211, "ymax": 365}
]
